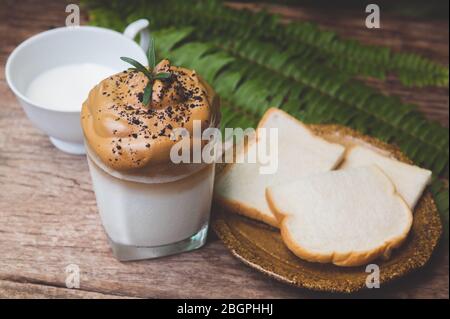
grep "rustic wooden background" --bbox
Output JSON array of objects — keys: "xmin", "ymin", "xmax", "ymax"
[{"xmin": 0, "ymin": 0, "xmax": 448, "ymax": 298}]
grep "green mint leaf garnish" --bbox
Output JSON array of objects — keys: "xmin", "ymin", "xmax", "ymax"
[
  {"xmin": 148, "ymin": 36, "xmax": 156, "ymax": 70},
  {"xmin": 154, "ymin": 72, "xmax": 171, "ymax": 80},
  {"xmin": 143, "ymin": 83, "xmax": 153, "ymax": 106},
  {"xmin": 120, "ymin": 57, "xmax": 152, "ymax": 79},
  {"xmin": 120, "ymin": 36, "xmax": 171, "ymax": 108}
]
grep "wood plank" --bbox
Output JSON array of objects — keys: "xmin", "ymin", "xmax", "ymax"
[
  {"xmin": 0, "ymin": 280, "xmax": 132, "ymax": 299},
  {"xmin": 0, "ymin": 0, "xmax": 448, "ymax": 298}
]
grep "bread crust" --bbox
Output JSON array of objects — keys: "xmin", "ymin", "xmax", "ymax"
[
  {"xmin": 265, "ymin": 188, "xmax": 285, "ymax": 223},
  {"xmin": 257, "ymin": 107, "xmax": 308, "ymax": 131},
  {"xmin": 266, "ymin": 168, "xmax": 413, "ymax": 267},
  {"xmin": 280, "ymin": 220, "xmax": 411, "ymax": 267},
  {"xmin": 215, "ymin": 195, "xmax": 279, "ymax": 228}
]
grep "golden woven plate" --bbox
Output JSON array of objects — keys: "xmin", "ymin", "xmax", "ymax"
[{"xmin": 212, "ymin": 124, "xmax": 442, "ymax": 293}]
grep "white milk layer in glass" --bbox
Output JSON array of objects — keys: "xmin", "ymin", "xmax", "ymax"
[{"xmin": 87, "ymin": 154, "xmax": 215, "ymax": 247}]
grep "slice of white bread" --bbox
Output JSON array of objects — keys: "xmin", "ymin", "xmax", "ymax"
[
  {"xmin": 214, "ymin": 108, "xmax": 346, "ymax": 227},
  {"xmin": 340, "ymin": 145, "xmax": 432, "ymax": 209},
  {"xmin": 266, "ymin": 165, "xmax": 413, "ymax": 267}
]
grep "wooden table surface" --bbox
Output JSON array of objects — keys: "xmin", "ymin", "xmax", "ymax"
[{"xmin": 0, "ymin": 0, "xmax": 448, "ymax": 299}]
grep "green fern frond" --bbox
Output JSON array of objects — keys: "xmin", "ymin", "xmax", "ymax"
[
  {"xmin": 429, "ymin": 179, "xmax": 449, "ymax": 239},
  {"xmin": 83, "ymin": 0, "xmax": 449, "ymax": 88}
]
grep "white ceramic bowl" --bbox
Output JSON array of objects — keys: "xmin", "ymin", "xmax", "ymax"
[{"xmin": 5, "ymin": 20, "xmax": 150, "ymax": 154}]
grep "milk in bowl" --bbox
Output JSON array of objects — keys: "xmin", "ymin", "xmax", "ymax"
[{"xmin": 26, "ymin": 63, "xmax": 116, "ymax": 112}]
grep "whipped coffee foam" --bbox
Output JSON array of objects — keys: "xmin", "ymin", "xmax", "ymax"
[{"xmin": 81, "ymin": 59, "xmax": 219, "ymax": 171}]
